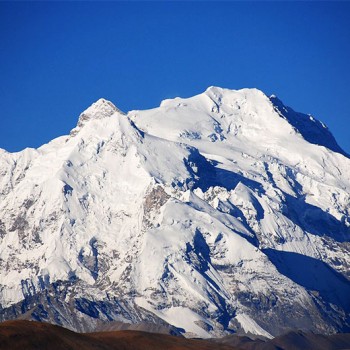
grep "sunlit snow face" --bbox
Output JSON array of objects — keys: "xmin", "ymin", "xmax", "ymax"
[{"xmin": 1, "ymin": 87, "xmax": 349, "ymax": 338}]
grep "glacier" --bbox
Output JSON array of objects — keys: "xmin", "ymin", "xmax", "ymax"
[{"xmin": 0, "ymin": 87, "xmax": 349, "ymax": 337}]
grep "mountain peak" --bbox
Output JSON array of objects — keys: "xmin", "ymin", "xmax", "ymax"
[
  {"xmin": 70, "ymin": 98, "xmax": 124, "ymax": 136},
  {"xmin": 1, "ymin": 88, "xmax": 350, "ymax": 338},
  {"xmin": 204, "ymin": 86, "xmax": 266, "ymax": 97}
]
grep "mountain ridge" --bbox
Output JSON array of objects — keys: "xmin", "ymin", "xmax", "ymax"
[{"xmin": 0, "ymin": 87, "xmax": 349, "ymax": 338}]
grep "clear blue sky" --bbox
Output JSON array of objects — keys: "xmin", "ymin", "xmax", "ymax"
[{"xmin": 1, "ymin": 1, "xmax": 349, "ymax": 154}]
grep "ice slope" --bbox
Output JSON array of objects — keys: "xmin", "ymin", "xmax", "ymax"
[{"xmin": 0, "ymin": 88, "xmax": 349, "ymax": 338}]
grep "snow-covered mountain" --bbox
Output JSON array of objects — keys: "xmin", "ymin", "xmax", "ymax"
[{"xmin": 0, "ymin": 87, "xmax": 349, "ymax": 338}]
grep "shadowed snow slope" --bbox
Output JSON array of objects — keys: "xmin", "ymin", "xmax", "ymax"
[{"xmin": 0, "ymin": 87, "xmax": 349, "ymax": 338}]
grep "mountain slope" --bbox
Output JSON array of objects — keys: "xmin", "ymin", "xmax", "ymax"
[{"xmin": 0, "ymin": 87, "xmax": 349, "ymax": 337}]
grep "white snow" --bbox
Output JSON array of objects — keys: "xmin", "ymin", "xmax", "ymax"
[
  {"xmin": 135, "ymin": 298, "xmax": 212, "ymax": 338},
  {"xmin": 0, "ymin": 87, "xmax": 349, "ymax": 337},
  {"xmin": 235, "ymin": 313, "xmax": 273, "ymax": 339}
]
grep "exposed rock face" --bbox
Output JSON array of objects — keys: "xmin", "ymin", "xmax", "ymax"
[{"xmin": 0, "ymin": 87, "xmax": 349, "ymax": 338}]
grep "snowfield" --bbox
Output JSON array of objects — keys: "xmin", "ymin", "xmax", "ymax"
[{"xmin": 0, "ymin": 87, "xmax": 349, "ymax": 337}]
